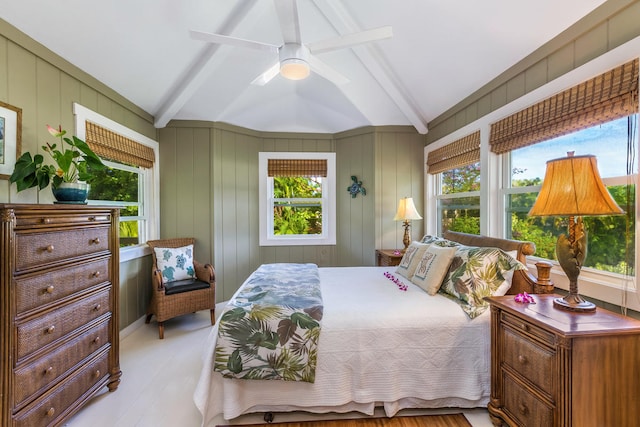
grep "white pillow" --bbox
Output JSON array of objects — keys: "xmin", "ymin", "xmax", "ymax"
[
  {"xmin": 154, "ymin": 245, "xmax": 196, "ymax": 283},
  {"xmin": 395, "ymin": 241, "xmax": 429, "ymax": 279},
  {"xmin": 411, "ymin": 245, "xmax": 458, "ymax": 295}
]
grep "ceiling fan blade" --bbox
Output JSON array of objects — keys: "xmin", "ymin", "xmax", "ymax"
[
  {"xmin": 307, "ymin": 55, "xmax": 349, "ymax": 85},
  {"xmin": 273, "ymin": 0, "xmax": 302, "ymax": 43},
  {"xmin": 307, "ymin": 26, "xmax": 393, "ymax": 54},
  {"xmin": 251, "ymin": 62, "xmax": 281, "ymax": 86},
  {"xmin": 190, "ymin": 30, "xmax": 278, "ymax": 53}
]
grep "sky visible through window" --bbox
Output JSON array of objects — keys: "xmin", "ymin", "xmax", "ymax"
[{"xmin": 512, "ymin": 117, "xmax": 631, "ymax": 181}]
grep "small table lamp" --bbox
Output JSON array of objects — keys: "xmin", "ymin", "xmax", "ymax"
[
  {"xmin": 394, "ymin": 197, "xmax": 423, "ymax": 252},
  {"xmin": 529, "ymin": 152, "xmax": 624, "ymax": 312}
]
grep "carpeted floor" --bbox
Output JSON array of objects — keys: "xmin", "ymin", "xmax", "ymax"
[{"xmin": 217, "ymin": 413, "xmax": 472, "ymax": 427}]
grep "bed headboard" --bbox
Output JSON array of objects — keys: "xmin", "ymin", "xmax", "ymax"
[{"xmin": 442, "ymin": 230, "xmax": 547, "ymax": 295}]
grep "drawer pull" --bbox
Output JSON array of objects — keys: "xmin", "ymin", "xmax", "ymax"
[
  {"xmin": 520, "ymin": 323, "xmax": 529, "ymax": 331},
  {"xmin": 45, "ymin": 245, "xmax": 55, "ymax": 253},
  {"xmin": 93, "ymin": 304, "xmax": 101, "ymax": 311},
  {"xmin": 91, "ymin": 237, "xmax": 101, "ymax": 244},
  {"xmin": 45, "ymin": 325, "xmax": 55, "ymax": 334},
  {"xmin": 94, "ymin": 369, "xmax": 101, "ymax": 378},
  {"xmin": 518, "ymin": 354, "xmax": 528, "ymax": 364},
  {"xmin": 93, "ymin": 336, "xmax": 101, "ymax": 344},
  {"xmin": 44, "ymin": 366, "xmax": 53, "ymax": 375},
  {"xmin": 518, "ymin": 402, "xmax": 529, "ymax": 415},
  {"xmin": 92, "ymin": 271, "xmax": 101, "ymax": 278},
  {"xmin": 45, "ymin": 407, "xmax": 55, "ymax": 417},
  {"xmin": 45, "ymin": 285, "xmax": 55, "ymax": 294},
  {"xmin": 41, "ymin": 217, "xmax": 51, "ymax": 224}
]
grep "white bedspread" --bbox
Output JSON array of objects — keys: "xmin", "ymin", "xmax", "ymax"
[{"xmin": 194, "ymin": 266, "xmax": 490, "ymax": 426}]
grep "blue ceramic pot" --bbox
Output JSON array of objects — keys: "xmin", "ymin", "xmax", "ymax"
[{"xmin": 52, "ymin": 182, "xmax": 90, "ymax": 204}]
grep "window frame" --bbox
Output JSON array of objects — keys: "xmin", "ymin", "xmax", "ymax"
[
  {"xmin": 73, "ymin": 103, "xmax": 159, "ymax": 261},
  {"xmin": 258, "ymin": 152, "xmax": 336, "ymax": 246}
]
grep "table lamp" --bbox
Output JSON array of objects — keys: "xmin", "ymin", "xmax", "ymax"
[
  {"xmin": 528, "ymin": 152, "xmax": 624, "ymax": 312},
  {"xmin": 394, "ymin": 197, "xmax": 422, "ymax": 252}
]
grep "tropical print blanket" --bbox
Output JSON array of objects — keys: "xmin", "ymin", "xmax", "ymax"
[{"xmin": 213, "ymin": 263, "xmax": 323, "ymax": 382}]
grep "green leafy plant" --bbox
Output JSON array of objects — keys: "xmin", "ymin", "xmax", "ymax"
[{"xmin": 10, "ymin": 125, "xmax": 106, "ymax": 191}]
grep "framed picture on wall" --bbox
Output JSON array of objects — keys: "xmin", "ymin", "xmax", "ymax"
[{"xmin": 0, "ymin": 101, "xmax": 22, "ymax": 179}]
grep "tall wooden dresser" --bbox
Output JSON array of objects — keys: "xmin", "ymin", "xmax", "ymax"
[
  {"xmin": 0, "ymin": 204, "xmax": 121, "ymax": 427},
  {"xmin": 486, "ymin": 294, "xmax": 640, "ymax": 427}
]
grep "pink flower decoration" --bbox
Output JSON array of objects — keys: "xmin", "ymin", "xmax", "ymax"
[
  {"xmin": 514, "ymin": 292, "xmax": 535, "ymax": 304},
  {"xmin": 383, "ymin": 271, "xmax": 408, "ymax": 291}
]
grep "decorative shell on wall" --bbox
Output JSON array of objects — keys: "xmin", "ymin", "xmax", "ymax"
[{"xmin": 347, "ymin": 176, "xmax": 366, "ymax": 198}]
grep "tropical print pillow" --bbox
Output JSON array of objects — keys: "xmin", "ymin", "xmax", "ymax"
[
  {"xmin": 439, "ymin": 246, "xmax": 526, "ymax": 319},
  {"xmin": 154, "ymin": 245, "xmax": 195, "ymax": 283}
]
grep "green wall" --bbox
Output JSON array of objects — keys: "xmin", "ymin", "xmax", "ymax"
[{"xmin": 159, "ymin": 122, "xmax": 425, "ymax": 301}]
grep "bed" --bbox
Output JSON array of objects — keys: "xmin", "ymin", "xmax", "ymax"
[{"xmin": 194, "ymin": 231, "xmax": 543, "ymax": 426}]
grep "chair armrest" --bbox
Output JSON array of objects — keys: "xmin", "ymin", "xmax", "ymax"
[
  {"xmin": 194, "ymin": 260, "xmax": 215, "ymax": 284},
  {"xmin": 152, "ymin": 268, "xmax": 165, "ymax": 291}
]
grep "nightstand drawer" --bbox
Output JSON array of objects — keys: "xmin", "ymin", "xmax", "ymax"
[
  {"xmin": 503, "ymin": 373, "xmax": 554, "ymax": 427},
  {"xmin": 376, "ymin": 249, "xmax": 403, "ymax": 266},
  {"xmin": 502, "ymin": 326, "xmax": 554, "ymax": 394},
  {"xmin": 501, "ymin": 311, "xmax": 555, "ymax": 346}
]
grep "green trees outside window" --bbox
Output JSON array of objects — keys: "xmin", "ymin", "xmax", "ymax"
[{"xmin": 272, "ymin": 176, "xmax": 322, "ymax": 235}]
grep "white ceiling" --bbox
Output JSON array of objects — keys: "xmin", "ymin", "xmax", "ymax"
[{"xmin": 0, "ymin": 0, "xmax": 606, "ymax": 134}]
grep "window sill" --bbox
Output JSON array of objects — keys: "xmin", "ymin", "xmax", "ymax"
[{"xmin": 120, "ymin": 244, "xmax": 151, "ymax": 262}]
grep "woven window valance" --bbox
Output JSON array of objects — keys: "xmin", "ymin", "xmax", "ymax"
[
  {"xmin": 268, "ymin": 159, "xmax": 327, "ymax": 177},
  {"xmin": 489, "ymin": 59, "xmax": 639, "ymax": 154},
  {"xmin": 427, "ymin": 130, "xmax": 480, "ymax": 174},
  {"xmin": 85, "ymin": 121, "xmax": 155, "ymax": 168}
]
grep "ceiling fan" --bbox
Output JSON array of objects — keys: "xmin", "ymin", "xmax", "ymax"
[{"xmin": 190, "ymin": 0, "xmax": 392, "ymax": 86}]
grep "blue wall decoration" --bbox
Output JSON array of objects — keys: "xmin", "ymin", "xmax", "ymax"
[{"xmin": 347, "ymin": 176, "xmax": 366, "ymax": 198}]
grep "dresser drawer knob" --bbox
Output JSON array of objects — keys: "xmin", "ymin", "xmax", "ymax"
[
  {"xmin": 520, "ymin": 323, "xmax": 529, "ymax": 331},
  {"xmin": 518, "ymin": 354, "xmax": 528, "ymax": 364},
  {"xmin": 92, "ymin": 271, "xmax": 101, "ymax": 278},
  {"xmin": 93, "ymin": 304, "xmax": 101, "ymax": 311},
  {"xmin": 93, "ymin": 336, "xmax": 101, "ymax": 344},
  {"xmin": 45, "ymin": 407, "xmax": 55, "ymax": 417},
  {"xmin": 94, "ymin": 369, "xmax": 101, "ymax": 378},
  {"xmin": 45, "ymin": 325, "xmax": 55, "ymax": 334},
  {"xmin": 519, "ymin": 402, "xmax": 529, "ymax": 415},
  {"xmin": 41, "ymin": 217, "xmax": 51, "ymax": 224},
  {"xmin": 44, "ymin": 366, "xmax": 53, "ymax": 375},
  {"xmin": 45, "ymin": 285, "xmax": 55, "ymax": 294},
  {"xmin": 88, "ymin": 216, "xmax": 96, "ymax": 221},
  {"xmin": 45, "ymin": 245, "xmax": 54, "ymax": 253},
  {"xmin": 91, "ymin": 237, "xmax": 100, "ymax": 244}
]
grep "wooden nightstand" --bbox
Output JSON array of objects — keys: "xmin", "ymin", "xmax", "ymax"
[
  {"xmin": 376, "ymin": 249, "xmax": 403, "ymax": 266},
  {"xmin": 485, "ymin": 294, "xmax": 640, "ymax": 427}
]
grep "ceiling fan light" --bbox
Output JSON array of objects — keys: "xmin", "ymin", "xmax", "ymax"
[{"xmin": 280, "ymin": 58, "xmax": 310, "ymax": 80}]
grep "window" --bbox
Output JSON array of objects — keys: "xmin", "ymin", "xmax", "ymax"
[
  {"xmin": 259, "ymin": 152, "xmax": 336, "ymax": 246},
  {"xmin": 427, "ymin": 130, "xmax": 481, "ymax": 235},
  {"xmin": 505, "ymin": 116, "xmax": 636, "ymax": 275},
  {"xmin": 73, "ymin": 103, "xmax": 159, "ymax": 257}
]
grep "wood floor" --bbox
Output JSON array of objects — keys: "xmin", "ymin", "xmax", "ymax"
[
  {"xmin": 217, "ymin": 413, "xmax": 472, "ymax": 427},
  {"xmin": 64, "ymin": 304, "xmax": 493, "ymax": 427}
]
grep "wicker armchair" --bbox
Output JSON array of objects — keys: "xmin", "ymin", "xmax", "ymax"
[{"xmin": 146, "ymin": 238, "xmax": 216, "ymax": 339}]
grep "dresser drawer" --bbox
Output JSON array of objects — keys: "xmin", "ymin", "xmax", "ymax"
[
  {"xmin": 502, "ymin": 326, "xmax": 555, "ymax": 395},
  {"xmin": 15, "ymin": 258, "xmax": 110, "ymax": 315},
  {"xmin": 501, "ymin": 311, "xmax": 556, "ymax": 346},
  {"xmin": 503, "ymin": 372, "xmax": 554, "ymax": 427},
  {"xmin": 14, "ymin": 350, "xmax": 109, "ymax": 427},
  {"xmin": 13, "ymin": 320, "xmax": 110, "ymax": 408},
  {"xmin": 16, "ymin": 288, "xmax": 111, "ymax": 361},
  {"xmin": 14, "ymin": 211, "xmax": 112, "ymax": 228},
  {"xmin": 15, "ymin": 227, "xmax": 110, "ymax": 272}
]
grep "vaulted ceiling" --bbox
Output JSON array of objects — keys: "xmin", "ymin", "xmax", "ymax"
[{"xmin": 1, "ymin": 0, "xmax": 606, "ymax": 134}]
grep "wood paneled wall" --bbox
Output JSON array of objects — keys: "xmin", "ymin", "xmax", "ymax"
[{"xmin": 159, "ymin": 122, "xmax": 425, "ymax": 301}]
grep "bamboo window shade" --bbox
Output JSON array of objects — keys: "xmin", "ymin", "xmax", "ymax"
[
  {"xmin": 489, "ymin": 59, "xmax": 639, "ymax": 154},
  {"xmin": 426, "ymin": 130, "xmax": 480, "ymax": 174},
  {"xmin": 85, "ymin": 121, "xmax": 155, "ymax": 168},
  {"xmin": 267, "ymin": 159, "xmax": 328, "ymax": 177}
]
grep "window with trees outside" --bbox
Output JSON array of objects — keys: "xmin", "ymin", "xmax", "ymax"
[
  {"xmin": 259, "ymin": 152, "xmax": 336, "ymax": 246},
  {"xmin": 505, "ymin": 115, "xmax": 636, "ymax": 276}
]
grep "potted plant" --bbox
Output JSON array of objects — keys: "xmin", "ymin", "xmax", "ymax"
[{"xmin": 9, "ymin": 125, "xmax": 106, "ymax": 203}]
